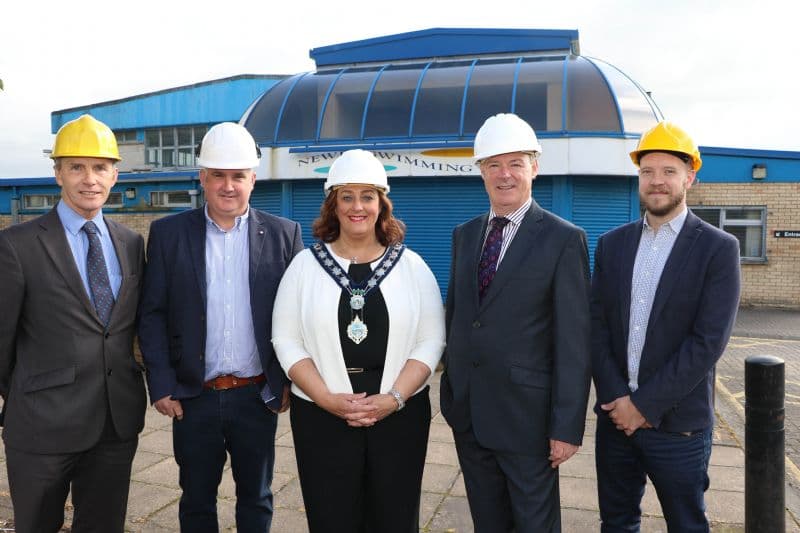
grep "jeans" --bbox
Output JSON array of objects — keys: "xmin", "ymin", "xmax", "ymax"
[
  {"xmin": 596, "ymin": 415, "xmax": 712, "ymax": 533},
  {"xmin": 173, "ymin": 385, "xmax": 278, "ymax": 533}
]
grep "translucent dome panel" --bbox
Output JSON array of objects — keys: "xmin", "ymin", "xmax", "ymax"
[
  {"xmin": 588, "ymin": 57, "xmax": 660, "ymax": 133},
  {"xmin": 320, "ymin": 67, "xmax": 382, "ymax": 140},
  {"xmin": 566, "ymin": 56, "xmax": 620, "ymax": 132},
  {"xmin": 244, "ymin": 75, "xmax": 302, "ymax": 143},
  {"xmin": 462, "ymin": 59, "xmax": 517, "ymax": 134},
  {"xmin": 514, "ymin": 57, "xmax": 566, "ymax": 132},
  {"xmin": 277, "ymin": 70, "xmax": 341, "ymax": 142},
  {"xmin": 364, "ymin": 64, "xmax": 424, "ymax": 138},
  {"xmin": 412, "ymin": 60, "xmax": 473, "ymax": 136}
]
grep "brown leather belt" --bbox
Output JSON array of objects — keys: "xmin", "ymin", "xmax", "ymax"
[{"xmin": 203, "ymin": 374, "xmax": 265, "ymax": 391}]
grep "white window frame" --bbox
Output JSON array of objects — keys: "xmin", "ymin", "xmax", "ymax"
[
  {"xmin": 23, "ymin": 194, "xmax": 61, "ymax": 210},
  {"xmin": 150, "ymin": 190, "xmax": 193, "ymax": 208},
  {"xmin": 691, "ymin": 205, "xmax": 767, "ymax": 263}
]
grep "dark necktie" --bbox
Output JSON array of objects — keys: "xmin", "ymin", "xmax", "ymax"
[
  {"xmin": 478, "ymin": 217, "xmax": 510, "ymax": 302},
  {"xmin": 83, "ymin": 221, "xmax": 115, "ymax": 326}
]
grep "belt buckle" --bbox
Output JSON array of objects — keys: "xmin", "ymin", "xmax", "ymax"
[{"xmin": 346, "ymin": 367, "xmax": 365, "ymax": 374}]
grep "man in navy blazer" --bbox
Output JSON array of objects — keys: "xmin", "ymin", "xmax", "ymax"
[
  {"xmin": 592, "ymin": 122, "xmax": 741, "ymax": 532},
  {"xmin": 441, "ymin": 114, "xmax": 591, "ymax": 532},
  {"xmin": 138, "ymin": 123, "xmax": 303, "ymax": 532}
]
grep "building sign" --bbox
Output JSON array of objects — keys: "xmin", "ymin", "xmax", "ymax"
[
  {"xmin": 268, "ymin": 148, "xmax": 478, "ymax": 179},
  {"xmin": 774, "ymin": 230, "xmax": 800, "ymax": 238}
]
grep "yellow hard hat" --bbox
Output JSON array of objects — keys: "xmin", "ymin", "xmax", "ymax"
[
  {"xmin": 629, "ymin": 121, "xmax": 701, "ymax": 171},
  {"xmin": 51, "ymin": 114, "xmax": 121, "ymax": 161}
]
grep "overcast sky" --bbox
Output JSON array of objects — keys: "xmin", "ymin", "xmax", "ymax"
[{"xmin": 1, "ymin": 0, "xmax": 796, "ymax": 178}]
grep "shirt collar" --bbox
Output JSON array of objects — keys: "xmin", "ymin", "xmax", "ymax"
[
  {"xmin": 489, "ymin": 197, "xmax": 532, "ymax": 226},
  {"xmin": 204, "ymin": 204, "xmax": 250, "ymax": 233},
  {"xmin": 643, "ymin": 206, "xmax": 688, "ymax": 234},
  {"xmin": 56, "ymin": 200, "xmax": 108, "ymax": 237}
]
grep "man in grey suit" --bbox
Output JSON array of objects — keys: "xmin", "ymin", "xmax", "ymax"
[
  {"xmin": 440, "ymin": 113, "xmax": 591, "ymax": 532},
  {"xmin": 0, "ymin": 114, "xmax": 146, "ymax": 532}
]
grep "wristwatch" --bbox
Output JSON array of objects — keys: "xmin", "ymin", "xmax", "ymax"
[{"xmin": 388, "ymin": 388, "xmax": 405, "ymax": 411}]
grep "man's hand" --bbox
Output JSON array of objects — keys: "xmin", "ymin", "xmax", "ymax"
[
  {"xmin": 549, "ymin": 439, "xmax": 579, "ymax": 468},
  {"xmin": 601, "ymin": 395, "xmax": 648, "ymax": 435},
  {"xmin": 154, "ymin": 396, "xmax": 183, "ymax": 420},
  {"xmin": 269, "ymin": 384, "xmax": 291, "ymax": 414}
]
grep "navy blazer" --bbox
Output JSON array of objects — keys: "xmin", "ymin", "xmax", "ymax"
[
  {"xmin": 138, "ymin": 207, "xmax": 303, "ymax": 410},
  {"xmin": 441, "ymin": 202, "xmax": 592, "ymax": 454},
  {"xmin": 591, "ymin": 210, "xmax": 741, "ymax": 432}
]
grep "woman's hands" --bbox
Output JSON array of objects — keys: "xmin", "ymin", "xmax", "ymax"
[{"xmin": 343, "ymin": 393, "xmax": 399, "ymax": 427}]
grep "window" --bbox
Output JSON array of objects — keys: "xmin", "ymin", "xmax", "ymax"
[
  {"xmin": 23, "ymin": 194, "xmax": 60, "ymax": 209},
  {"xmin": 145, "ymin": 126, "xmax": 207, "ymax": 168},
  {"xmin": 115, "ymin": 130, "xmax": 138, "ymax": 144},
  {"xmin": 150, "ymin": 190, "xmax": 193, "ymax": 208},
  {"xmin": 692, "ymin": 206, "xmax": 767, "ymax": 262},
  {"xmin": 104, "ymin": 192, "xmax": 123, "ymax": 208}
]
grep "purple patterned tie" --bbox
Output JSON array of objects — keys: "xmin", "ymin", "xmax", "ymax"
[
  {"xmin": 478, "ymin": 217, "xmax": 510, "ymax": 302},
  {"xmin": 83, "ymin": 221, "xmax": 115, "ymax": 326}
]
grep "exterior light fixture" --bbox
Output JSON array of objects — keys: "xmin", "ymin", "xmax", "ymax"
[{"xmin": 752, "ymin": 164, "xmax": 767, "ymax": 180}]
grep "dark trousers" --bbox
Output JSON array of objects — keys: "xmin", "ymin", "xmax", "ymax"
[
  {"xmin": 5, "ymin": 419, "xmax": 138, "ymax": 533},
  {"xmin": 453, "ymin": 427, "xmax": 560, "ymax": 533},
  {"xmin": 290, "ymin": 387, "xmax": 431, "ymax": 533},
  {"xmin": 173, "ymin": 384, "xmax": 278, "ymax": 533},
  {"xmin": 595, "ymin": 415, "xmax": 712, "ymax": 532}
]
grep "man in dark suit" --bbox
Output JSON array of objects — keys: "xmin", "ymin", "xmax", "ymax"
[
  {"xmin": 0, "ymin": 114, "xmax": 146, "ymax": 532},
  {"xmin": 440, "ymin": 113, "xmax": 592, "ymax": 532},
  {"xmin": 591, "ymin": 121, "xmax": 741, "ymax": 532},
  {"xmin": 138, "ymin": 122, "xmax": 303, "ymax": 532}
]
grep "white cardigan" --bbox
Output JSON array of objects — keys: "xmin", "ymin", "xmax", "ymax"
[{"xmin": 272, "ymin": 243, "xmax": 446, "ymax": 402}]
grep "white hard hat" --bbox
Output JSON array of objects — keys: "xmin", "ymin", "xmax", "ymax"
[
  {"xmin": 196, "ymin": 122, "xmax": 261, "ymax": 169},
  {"xmin": 473, "ymin": 113, "xmax": 542, "ymax": 162},
  {"xmin": 324, "ymin": 149, "xmax": 390, "ymax": 195}
]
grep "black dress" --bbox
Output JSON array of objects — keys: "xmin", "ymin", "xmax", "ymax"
[{"xmin": 290, "ymin": 260, "xmax": 431, "ymax": 533}]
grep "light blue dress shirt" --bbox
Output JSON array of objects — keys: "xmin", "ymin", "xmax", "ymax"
[
  {"xmin": 203, "ymin": 206, "xmax": 265, "ymax": 385},
  {"xmin": 627, "ymin": 208, "xmax": 688, "ymax": 392},
  {"xmin": 57, "ymin": 201, "xmax": 122, "ymax": 303}
]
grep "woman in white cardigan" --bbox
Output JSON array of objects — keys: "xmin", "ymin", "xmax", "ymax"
[{"xmin": 271, "ymin": 150, "xmax": 445, "ymax": 533}]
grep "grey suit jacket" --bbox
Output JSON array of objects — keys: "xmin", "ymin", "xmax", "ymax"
[
  {"xmin": 440, "ymin": 201, "xmax": 592, "ymax": 454},
  {"xmin": 0, "ymin": 207, "xmax": 147, "ymax": 454}
]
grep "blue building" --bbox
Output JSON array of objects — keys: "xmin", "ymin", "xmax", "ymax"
[{"xmin": 2, "ymin": 28, "xmax": 798, "ymax": 307}]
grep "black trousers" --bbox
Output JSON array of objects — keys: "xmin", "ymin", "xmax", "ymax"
[
  {"xmin": 290, "ymin": 387, "xmax": 431, "ymax": 533},
  {"xmin": 5, "ymin": 416, "xmax": 138, "ymax": 533}
]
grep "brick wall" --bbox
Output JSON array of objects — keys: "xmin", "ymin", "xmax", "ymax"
[
  {"xmin": 688, "ymin": 182, "xmax": 800, "ymax": 309},
  {"xmin": 0, "ymin": 212, "xmax": 167, "ymax": 242}
]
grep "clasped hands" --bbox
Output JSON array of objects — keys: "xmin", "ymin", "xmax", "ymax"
[
  {"xmin": 321, "ymin": 392, "xmax": 399, "ymax": 427},
  {"xmin": 601, "ymin": 395, "xmax": 652, "ymax": 436}
]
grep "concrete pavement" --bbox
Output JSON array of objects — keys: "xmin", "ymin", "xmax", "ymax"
[{"xmin": 0, "ymin": 306, "xmax": 798, "ymax": 531}]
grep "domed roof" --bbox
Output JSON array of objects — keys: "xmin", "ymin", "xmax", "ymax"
[{"xmin": 243, "ymin": 30, "xmax": 661, "ymax": 151}]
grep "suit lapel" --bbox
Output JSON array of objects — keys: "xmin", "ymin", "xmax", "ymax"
[
  {"xmin": 188, "ymin": 209, "xmax": 208, "ymax": 306},
  {"xmin": 619, "ymin": 220, "xmax": 642, "ymax": 345},
  {"xmin": 248, "ymin": 210, "xmax": 266, "ymax": 291},
  {"xmin": 647, "ymin": 213, "xmax": 702, "ymax": 329},
  {"xmin": 37, "ymin": 209, "xmax": 98, "ymax": 319},
  {"xmin": 479, "ymin": 204, "xmax": 544, "ymax": 309},
  {"xmin": 105, "ymin": 218, "xmax": 129, "ymax": 325}
]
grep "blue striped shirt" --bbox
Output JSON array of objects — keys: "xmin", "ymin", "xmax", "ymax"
[
  {"xmin": 203, "ymin": 206, "xmax": 265, "ymax": 388},
  {"xmin": 627, "ymin": 208, "xmax": 688, "ymax": 392}
]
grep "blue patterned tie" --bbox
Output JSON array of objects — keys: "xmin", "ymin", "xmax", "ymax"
[
  {"xmin": 478, "ymin": 217, "xmax": 510, "ymax": 302},
  {"xmin": 83, "ymin": 221, "xmax": 115, "ymax": 326}
]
